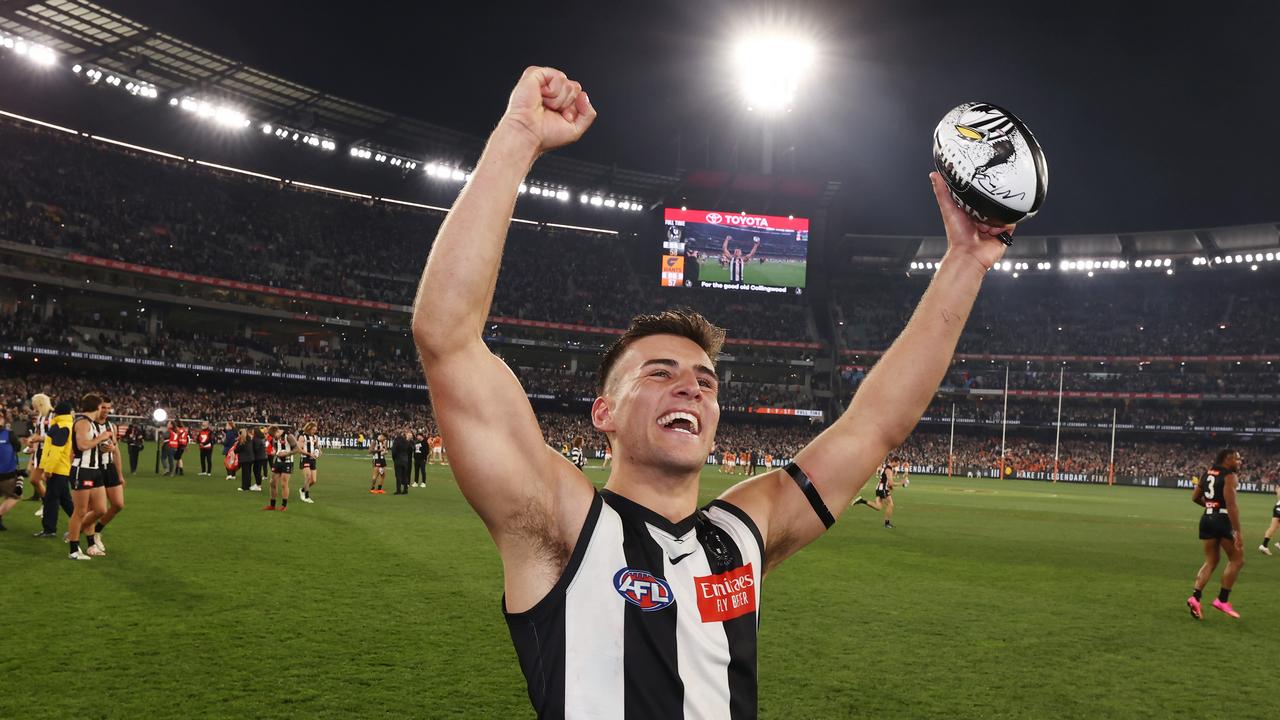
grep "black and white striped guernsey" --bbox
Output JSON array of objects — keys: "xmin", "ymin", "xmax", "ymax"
[
  {"xmin": 729, "ymin": 256, "xmax": 746, "ymax": 283},
  {"xmin": 72, "ymin": 414, "xmax": 106, "ymax": 471},
  {"xmin": 504, "ymin": 489, "xmax": 765, "ymax": 719}
]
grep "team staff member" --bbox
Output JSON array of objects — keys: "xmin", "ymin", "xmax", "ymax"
[
  {"xmin": 412, "ymin": 432, "xmax": 428, "ymax": 488},
  {"xmin": 162, "ymin": 420, "xmax": 177, "ymax": 475},
  {"xmin": 174, "ymin": 423, "xmax": 190, "ymax": 476},
  {"xmin": 0, "ymin": 408, "xmax": 25, "ymax": 531},
  {"xmin": 123, "ymin": 422, "xmax": 145, "ymax": 473},
  {"xmin": 251, "ymin": 428, "xmax": 268, "ymax": 492},
  {"xmin": 197, "ymin": 422, "xmax": 214, "ymax": 476},
  {"xmin": 34, "ymin": 400, "xmax": 75, "ymax": 538},
  {"xmin": 234, "ymin": 429, "xmax": 256, "ymax": 492},
  {"xmin": 391, "ymin": 430, "xmax": 414, "ymax": 495},
  {"xmin": 222, "ymin": 421, "xmax": 238, "ymax": 481},
  {"xmin": 66, "ymin": 393, "xmax": 114, "ymax": 561},
  {"xmin": 410, "ymin": 66, "xmax": 1014, "ymax": 716},
  {"xmin": 1188, "ymin": 449, "xmax": 1246, "ymax": 619}
]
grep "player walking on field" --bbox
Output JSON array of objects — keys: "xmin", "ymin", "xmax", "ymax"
[
  {"xmin": 369, "ymin": 434, "xmax": 388, "ymax": 494},
  {"xmin": 1258, "ymin": 476, "xmax": 1280, "ymax": 555},
  {"xmin": 1187, "ymin": 449, "xmax": 1245, "ymax": 619},
  {"xmin": 410, "ymin": 66, "xmax": 1013, "ymax": 717},
  {"xmin": 297, "ymin": 422, "xmax": 321, "ymax": 503}
]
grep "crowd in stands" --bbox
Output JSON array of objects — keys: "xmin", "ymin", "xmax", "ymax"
[
  {"xmin": 896, "ymin": 432, "xmax": 1280, "ymax": 485},
  {"xmin": 0, "ymin": 120, "xmax": 811, "ymax": 343},
  {"xmin": 942, "ymin": 367, "xmax": 1280, "ymax": 395},
  {"xmin": 839, "ymin": 269, "xmax": 1280, "ymax": 356},
  {"xmin": 920, "ymin": 399, "xmax": 1278, "ymax": 430}
]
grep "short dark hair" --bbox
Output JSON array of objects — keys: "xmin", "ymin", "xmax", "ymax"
[
  {"xmin": 1215, "ymin": 448, "xmax": 1239, "ymax": 465},
  {"xmin": 79, "ymin": 392, "xmax": 105, "ymax": 412},
  {"xmin": 597, "ymin": 309, "xmax": 726, "ymax": 394}
]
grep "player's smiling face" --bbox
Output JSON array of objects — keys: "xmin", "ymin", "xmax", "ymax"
[{"xmin": 593, "ymin": 334, "xmax": 720, "ymax": 473}]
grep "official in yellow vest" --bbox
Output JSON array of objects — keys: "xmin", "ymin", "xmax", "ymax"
[{"xmin": 34, "ymin": 401, "xmax": 74, "ymax": 537}]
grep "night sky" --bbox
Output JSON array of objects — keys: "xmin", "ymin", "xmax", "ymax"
[{"xmin": 105, "ymin": 0, "xmax": 1280, "ymax": 236}]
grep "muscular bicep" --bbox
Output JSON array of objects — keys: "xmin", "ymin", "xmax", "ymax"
[{"xmin": 421, "ymin": 342, "xmax": 592, "ymax": 537}]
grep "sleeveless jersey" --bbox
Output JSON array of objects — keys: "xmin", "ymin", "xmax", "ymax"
[
  {"xmin": 372, "ymin": 440, "xmax": 387, "ymax": 462},
  {"xmin": 1201, "ymin": 465, "xmax": 1231, "ymax": 512},
  {"xmin": 72, "ymin": 415, "xmax": 106, "ymax": 471},
  {"xmin": 729, "ymin": 255, "xmax": 746, "ymax": 283},
  {"xmin": 301, "ymin": 434, "xmax": 320, "ymax": 457},
  {"xmin": 570, "ymin": 447, "xmax": 586, "ymax": 469},
  {"xmin": 504, "ymin": 490, "xmax": 764, "ymax": 719},
  {"xmin": 101, "ymin": 420, "xmax": 117, "ymax": 468},
  {"xmin": 876, "ymin": 466, "xmax": 891, "ymax": 495}
]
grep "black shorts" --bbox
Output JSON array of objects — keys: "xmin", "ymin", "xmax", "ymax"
[
  {"xmin": 174, "ymin": 446, "xmax": 186, "ymax": 460},
  {"xmin": 1198, "ymin": 512, "xmax": 1234, "ymax": 540},
  {"xmin": 875, "ymin": 488, "xmax": 890, "ymax": 500},
  {"xmin": 300, "ymin": 457, "xmax": 317, "ymax": 470},
  {"xmin": 373, "ymin": 459, "xmax": 387, "ymax": 468},
  {"xmin": 0, "ymin": 471, "xmax": 20, "ymax": 499},
  {"xmin": 71, "ymin": 466, "xmax": 107, "ymax": 491},
  {"xmin": 1272, "ymin": 503, "xmax": 1280, "ymax": 520},
  {"xmin": 272, "ymin": 460, "xmax": 294, "ymax": 475},
  {"xmin": 103, "ymin": 467, "xmax": 122, "ymax": 488},
  {"xmin": 33, "ymin": 446, "xmax": 43, "ymax": 466}
]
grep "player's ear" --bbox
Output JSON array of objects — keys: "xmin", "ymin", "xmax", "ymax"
[{"xmin": 591, "ymin": 396, "xmax": 615, "ymax": 433}]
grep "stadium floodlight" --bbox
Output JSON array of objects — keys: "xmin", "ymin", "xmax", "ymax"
[
  {"xmin": 1251, "ymin": 264, "xmax": 1258, "ymax": 271},
  {"xmin": 732, "ymin": 30, "xmax": 816, "ymax": 114},
  {"xmin": 261, "ymin": 123, "xmax": 273, "ymax": 134},
  {"xmin": 1233, "ymin": 254, "xmax": 1243, "ymax": 262},
  {"xmin": 1167, "ymin": 268, "xmax": 1174, "ymax": 275},
  {"xmin": 556, "ymin": 190, "xmax": 570, "ymax": 202},
  {"xmin": 1012, "ymin": 272, "xmax": 1019, "ymax": 278},
  {"xmin": 590, "ymin": 196, "xmax": 604, "ymax": 206},
  {"xmin": 579, "ymin": 193, "xmax": 588, "ymax": 203},
  {"xmin": 72, "ymin": 64, "xmax": 82, "ymax": 73},
  {"xmin": 1087, "ymin": 271, "xmax": 1094, "ymax": 277},
  {"xmin": 530, "ymin": 186, "xmax": 542, "ymax": 196},
  {"xmin": 1268, "ymin": 252, "xmax": 1276, "ymax": 262},
  {"xmin": 450, "ymin": 169, "xmax": 465, "ymax": 181},
  {"xmin": 1245, "ymin": 254, "xmax": 1254, "ymax": 263},
  {"xmin": 604, "ymin": 198, "xmax": 617, "ymax": 208},
  {"xmin": 152, "ymin": 408, "xmax": 168, "ymax": 423}
]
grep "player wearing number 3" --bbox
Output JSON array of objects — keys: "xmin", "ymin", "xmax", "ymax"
[{"xmin": 1187, "ymin": 448, "xmax": 1245, "ymax": 619}]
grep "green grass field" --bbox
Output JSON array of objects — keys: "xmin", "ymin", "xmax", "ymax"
[
  {"xmin": 697, "ymin": 260, "xmax": 807, "ymax": 288},
  {"xmin": 4, "ymin": 445, "xmax": 1278, "ymax": 719}
]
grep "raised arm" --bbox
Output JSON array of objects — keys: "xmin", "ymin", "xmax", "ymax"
[
  {"xmin": 722, "ymin": 172, "xmax": 1012, "ymax": 570},
  {"xmin": 411, "ymin": 67, "xmax": 598, "ymax": 607},
  {"xmin": 744, "ymin": 237, "xmax": 761, "ymax": 261}
]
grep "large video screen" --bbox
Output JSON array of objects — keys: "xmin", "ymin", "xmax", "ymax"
[{"xmin": 661, "ymin": 208, "xmax": 808, "ymax": 295}]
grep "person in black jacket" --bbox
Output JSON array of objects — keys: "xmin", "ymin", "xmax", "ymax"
[
  {"xmin": 251, "ymin": 428, "xmax": 267, "ymax": 492},
  {"xmin": 234, "ymin": 430, "xmax": 255, "ymax": 492},
  {"xmin": 391, "ymin": 429, "xmax": 414, "ymax": 495},
  {"xmin": 123, "ymin": 423, "xmax": 145, "ymax": 474},
  {"xmin": 222, "ymin": 422, "xmax": 238, "ymax": 481},
  {"xmin": 412, "ymin": 432, "xmax": 428, "ymax": 488}
]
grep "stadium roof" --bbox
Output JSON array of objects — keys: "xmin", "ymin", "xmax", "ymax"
[{"xmin": 0, "ymin": 0, "xmax": 680, "ymax": 200}]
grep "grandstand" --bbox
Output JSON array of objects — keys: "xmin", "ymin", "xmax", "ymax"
[{"xmin": 3, "ymin": 2, "xmax": 1280, "ymax": 718}]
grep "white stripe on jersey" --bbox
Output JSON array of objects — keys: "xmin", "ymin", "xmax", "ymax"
[
  {"xmin": 563, "ymin": 505, "xmax": 627, "ymax": 718},
  {"xmin": 662, "ymin": 525, "xmax": 733, "ymax": 720}
]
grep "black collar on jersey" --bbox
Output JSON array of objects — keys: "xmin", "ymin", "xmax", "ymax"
[
  {"xmin": 784, "ymin": 462, "xmax": 835, "ymax": 529},
  {"xmin": 600, "ymin": 488, "xmax": 700, "ymax": 537}
]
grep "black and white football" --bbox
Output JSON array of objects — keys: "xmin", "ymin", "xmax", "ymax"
[{"xmin": 932, "ymin": 101, "xmax": 1048, "ymax": 227}]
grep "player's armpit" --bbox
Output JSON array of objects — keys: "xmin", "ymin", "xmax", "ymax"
[{"xmin": 421, "ymin": 342, "xmax": 594, "ymax": 542}]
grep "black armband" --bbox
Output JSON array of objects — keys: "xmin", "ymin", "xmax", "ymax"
[{"xmin": 783, "ymin": 462, "xmax": 835, "ymax": 529}]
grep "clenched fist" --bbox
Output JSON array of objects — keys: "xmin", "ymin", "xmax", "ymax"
[{"xmin": 502, "ymin": 66, "xmax": 597, "ymax": 155}]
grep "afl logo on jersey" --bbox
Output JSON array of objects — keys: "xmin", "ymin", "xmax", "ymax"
[{"xmin": 613, "ymin": 568, "xmax": 674, "ymax": 612}]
